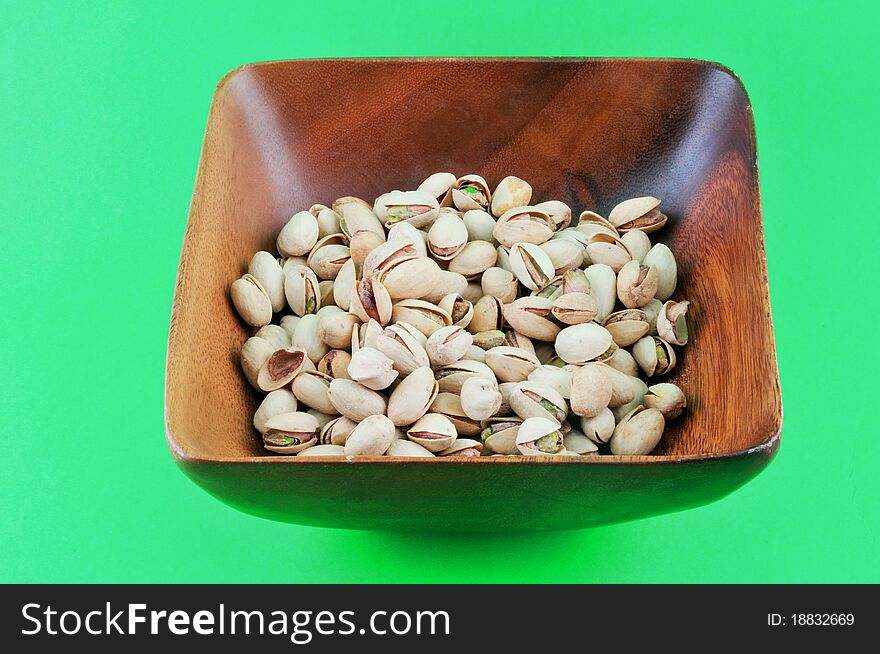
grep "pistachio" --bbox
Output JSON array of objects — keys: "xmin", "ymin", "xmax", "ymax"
[
  {"xmin": 577, "ymin": 210, "xmax": 617, "ymax": 234},
  {"xmin": 374, "ymin": 190, "xmax": 439, "ymax": 228},
  {"xmin": 349, "ymin": 230, "xmax": 386, "ymax": 268},
  {"xmin": 332, "ymin": 258, "xmax": 357, "ymax": 311},
  {"xmin": 255, "ymin": 324, "xmax": 291, "ymax": 350},
  {"xmin": 390, "ymin": 299, "xmax": 452, "ymax": 338},
  {"xmin": 448, "ymin": 240, "xmax": 497, "ymax": 278},
  {"xmin": 643, "ymin": 243, "xmax": 677, "ymax": 300},
  {"xmin": 502, "ymin": 296, "xmax": 560, "ymax": 342},
  {"xmin": 438, "ymin": 438, "xmax": 483, "ymax": 457},
  {"xmin": 387, "ymin": 439, "xmax": 436, "ymax": 457},
  {"xmin": 502, "ymin": 329, "xmax": 536, "ymax": 355},
  {"xmin": 332, "ymin": 195, "xmax": 371, "ymax": 215},
  {"xmin": 297, "ymin": 444, "xmax": 346, "ymax": 457},
  {"xmin": 579, "ymin": 408, "xmax": 616, "ymax": 444},
  {"xmin": 516, "ymin": 417, "xmax": 566, "ymax": 456},
  {"xmin": 318, "ymin": 349, "xmax": 352, "ymax": 380},
  {"xmin": 421, "ymin": 271, "xmax": 469, "ymax": 305},
  {"xmin": 461, "ymin": 281, "xmax": 484, "ymax": 305},
  {"xmin": 527, "ymin": 365, "xmax": 572, "ymax": 400},
  {"xmin": 291, "ymin": 314, "xmax": 329, "ymax": 364},
  {"xmin": 283, "ymin": 264, "xmax": 321, "ymax": 316},
  {"xmin": 355, "ymin": 318, "xmax": 384, "ymax": 352},
  {"xmin": 585, "ymin": 232, "xmax": 632, "ymax": 272},
  {"xmin": 551, "ymin": 292, "xmax": 598, "ymax": 325},
  {"xmin": 416, "ymin": 171, "xmax": 456, "ymax": 206},
  {"xmin": 320, "ymin": 415, "xmax": 358, "ymax": 446},
  {"xmin": 555, "ymin": 323, "xmax": 616, "ymax": 365},
  {"xmin": 641, "ymin": 298, "xmax": 663, "ymax": 335},
  {"xmin": 248, "ymin": 251, "xmax": 286, "ymax": 313},
  {"xmin": 620, "ymin": 229, "xmax": 652, "ymax": 263},
  {"xmin": 493, "ymin": 206, "xmax": 554, "ymax": 247},
  {"xmin": 327, "ymin": 379, "xmax": 387, "ymax": 422},
  {"xmin": 277, "ymin": 210, "xmax": 319, "ymax": 257},
  {"xmin": 597, "ymin": 362, "xmax": 638, "ymax": 408},
  {"xmin": 534, "ymin": 200, "xmax": 572, "ymax": 231},
  {"xmin": 438, "ymin": 293, "xmax": 474, "ymax": 329},
  {"xmin": 468, "ymin": 295, "xmax": 505, "ymax": 334},
  {"xmin": 426, "ymin": 325, "xmax": 474, "ymax": 368},
  {"xmin": 381, "ymin": 256, "xmax": 443, "ymax": 301},
  {"xmin": 539, "ymin": 238, "xmax": 584, "ymax": 274},
  {"xmin": 583, "ymin": 264, "xmax": 617, "ymax": 322},
  {"xmin": 387, "ymin": 366, "xmax": 439, "ymax": 426},
  {"xmin": 480, "ymin": 417, "xmax": 523, "ymax": 455},
  {"xmin": 262, "ymin": 412, "xmax": 319, "ymax": 454},
  {"xmin": 231, "ymin": 274, "xmax": 273, "ymax": 327},
  {"xmin": 308, "ymin": 243, "xmax": 351, "ymax": 281},
  {"xmin": 644, "ymin": 382, "xmax": 687, "ymax": 420},
  {"xmin": 462, "ymin": 209, "xmax": 497, "ymax": 243},
  {"xmin": 564, "ymin": 430, "xmax": 599, "ymax": 455},
  {"xmin": 462, "ymin": 345, "xmax": 487, "ymax": 363},
  {"xmin": 485, "ymin": 346, "xmax": 541, "ymax": 383},
  {"xmin": 349, "ymin": 275, "xmax": 392, "ymax": 325},
  {"xmin": 339, "ymin": 201, "xmax": 384, "ymax": 239},
  {"xmin": 311, "ymin": 204, "xmax": 341, "ymax": 239},
  {"xmin": 611, "ymin": 376, "xmax": 649, "ymax": 423},
  {"xmin": 495, "ymin": 245, "xmax": 512, "ymax": 272},
  {"xmin": 253, "ymin": 389, "xmax": 298, "ymax": 434},
  {"xmin": 430, "ymin": 393, "xmax": 483, "ymax": 436},
  {"xmin": 610, "ymin": 406, "xmax": 666, "ymax": 455},
  {"xmin": 617, "ymin": 259, "xmax": 659, "ymax": 309},
  {"xmin": 290, "ymin": 370, "xmax": 336, "ymax": 414},
  {"xmin": 656, "ymin": 300, "xmax": 690, "ymax": 346},
  {"xmin": 603, "ymin": 308, "xmax": 650, "ymax": 347},
  {"xmin": 490, "ymin": 176, "xmax": 532, "ymax": 217},
  {"xmin": 374, "ymin": 322, "xmax": 431, "ymax": 376},
  {"xmin": 473, "ymin": 330, "xmax": 506, "ymax": 350},
  {"xmin": 434, "ymin": 360, "xmax": 496, "ymax": 395},
  {"xmin": 279, "ymin": 315, "xmax": 300, "ymax": 341},
  {"xmin": 345, "ymin": 414, "xmax": 397, "ymax": 457},
  {"xmin": 606, "ymin": 346, "xmax": 639, "ymax": 377},
  {"xmin": 256, "ymin": 346, "xmax": 308, "ymax": 392},
  {"xmin": 386, "ymin": 221, "xmax": 429, "ymax": 258},
  {"xmin": 347, "ymin": 346, "xmax": 399, "ymax": 390},
  {"xmin": 632, "ymin": 336, "xmax": 677, "ymax": 377},
  {"xmin": 451, "ymin": 174, "xmax": 491, "ymax": 212},
  {"xmin": 319, "ymin": 311, "xmax": 361, "ymax": 349},
  {"xmin": 508, "ymin": 242, "xmax": 555, "ymax": 291},
  {"xmin": 569, "ymin": 363, "xmax": 612, "ymax": 418},
  {"xmin": 481, "ymin": 267, "xmax": 518, "ymax": 303},
  {"xmin": 609, "ymin": 196, "xmax": 667, "ymax": 233},
  {"xmin": 561, "ymin": 269, "xmax": 591, "ymax": 295},
  {"xmin": 427, "ymin": 212, "xmax": 469, "ymax": 260},
  {"xmin": 460, "ymin": 376, "xmax": 502, "ymax": 421},
  {"xmin": 509, "ymin": 382, "xmax": 568, "ymax": 423},
  {"xmin": 406, "ymin": 413, "xmax": 457, "ymax": 452}
]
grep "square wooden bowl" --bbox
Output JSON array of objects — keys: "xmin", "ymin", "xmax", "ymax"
[{"xmin": 165, "ymin": 58, "xmax": 782, "ymax": 531}]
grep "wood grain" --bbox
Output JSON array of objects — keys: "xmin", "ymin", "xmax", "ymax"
[{"xmin": 165, "ymin": 59, "xmax": 782, "ymax": 530}]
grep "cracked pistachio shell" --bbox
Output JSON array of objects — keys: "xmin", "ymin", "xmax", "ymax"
[
  {"xmin": 347, "ymin": 346, "xmax": 399, "ymax": 391},
  {"xmin": 577, "ymin": 210, "xmax": 617, "ymax": 233},
  {"xmin": 485, "ymin": 346, "xmax": 541, "ymax": 383},
  {"xmin": 501, "ymin": 329, "xmax": 536, "ymax": 355},
  {"xmin": 328, "ymin": 379, "xmax": 387, "ymax": 422},
  {"xmin": 277, "ymin": 211, "xmax": 319, "ymax": 257},
  {"xmin": 387, "ymin": 366, "xmax": 439, "ymax": 426},
  {"xmin": 532, "ymin": 274, "xmax": 563, "ymax": 300},
  {"xmin": 426, "ymin": 325, "xmax": 474, "ymax": 367},
  {"xmin": 297, "ymin": 444, "xmax": 346, "ymax": 457},
  {"xmin": 308, "ymin": 243, "xmax": 351, "ymax": 281},
  {"xmin": 390, "ymin": 299, "xmax": 452, "ymax": 338},
  {"xmin": 495, "ymin": 245, "xmax": 512, "ymax": 272},
  {"xmin": 448, "ymin": 240, "xmax": 497, "ymax": 278},
  {"xmin": 632, "ymin": 336, "xmax": 677, "ymax": 377},
  {"xmin": 539, "ymin": 238, "xmax": 584, "ymax": 274},
  {"xmin": 644, "ymin": 382, "xmax": 687, "ymax": 420},
  {"xmin": 493, "ymin": 205, "xmax": 554, "ymax": 248},
  {"xmin": 657, "ymin": 300, "xmax": 690, "ymax": 346},
  {"xmin": 509, "ymin": 242, "xmax": 555, "ymax": 291},
  {"xmin": 534, "ymin": 200, "xmax": 572, "ymax": 231},
  {"xmin": 319, "ymin": 415, "xmax": 358, "ymax": 445},
  {"xmin": 612, "ymin": 376, "xmax": 649, "ymax": 423},
  {"xmin": 555, "ymin": 323, "xmax": 616, "ymax": 365},
  {"xmin": 561, "ymin": 269, "xmax": 591, "ymax": 295},
  {"xmin": 231, "ymin": 274, "xmax": 273, "ymax": 327},
  {"xmin": 248, "ymin": 251, "xmax": 286, "ymax": 313},
  {"xmin": 468, "ymin": 295, "xmax": 505, "ymax": 334},
  {"xmin": 617, "ymin": 259, "xmax": 659, "ymax": 309},
  {"xmin": 490, "ymin": 176, "xmax": 532, "ymax": 217},
  {"xmin": 309, "ymin": 204, "xmax": 341, "ymax": 239},
  {"xmin": 290, "ymin": 370, "xmax": 335, "ymax": 414},
  {"xmin": 502, "ymin": 296, "xmax": 560, "ymax": 342},
  {"xmin": 641, "ymin": 298, "xmax": 663, "ymax": 335},
  {"xmin": 257, "ymin": 346, "xmax": 308, "ymax": 392},
  {"xmin": 332, "ymin": 195, "xmax": 371, "ymax": 215},
  {"xmin": 406, "ymin": 413, "xmax": 457, "ymax": 452},
  {"xmin": 643, "ymin": 243, "xmax": 677, "ymax": 300},
  {"xmin": 318, "ymin": 349, "xmax": 352, "ymax": 380},
  {"xmin": 569, "ymin": 363, "xmax": 613, "ymax": 418},
  {"xmin": 374, "ymin": 190, "xmax": 439, "ymax": 229},
  {"xmin": 607, "ymin": 347, "xmax": 639, "ymax": 377},
  {"xmin": 585, "ymin": 232, "xmax": 633, "ymax": 272},
  {"xmin": 354, "ymin": 318, "xmax": 384, "ymax": 352},
  {"xmin": 516, "ymin": 417, "xmax": 566, "ymax": 456},
  {"xmin": 284, "ymin": 264, "xmax": 321, "ymax": 316},
  {"xmin": 438, "ymin": 293, "xmax": 474, "ymax": 329},
  {"xmin": 481, "ymin": 267, "xmax": 518, "ymax": 303},
  {"xmin": 427, "ymin": 212, "xmax": 469, "ymax": 260},
  {"xmin": 452, "ymin": 174, "xmax": 491, "ymax": 212},
  {"xmin": 281, "ymin": 255, "xmax": 308, "ymax": 272},
  {"xmin": 292, "ymin": 314, "xmax": 329, "ymax": 364},
  {"xmin": 527, "ymin": 365, "xmax": 572, "ymax": 400},
  {"xmin": 319, "ymin": 311, "xmax": 360, "ymax": 349},
  {"xmin": 604, "ymin": 308, "xmax": 650, "ymax": 347},
  {"xmin": 386, "ymin": 221, "xmax": 429, "ymax": 258},
  {"xmin": 460, "ymin": 376, "xmax": 502, "ymax": 421},
  {"xmin": 584, "ymin": 264, "xmax": 617, "ymax": 322},
  {"xmin": 497, "ymin": 382, "xmax": 517, "ymax": 416},
  {"xmin": 380, "ymin": 256, "xmax": 443, "ymax": 300},
  {"xmin": 429, "ymin": 393, "xmax": 482, "ymax": 436},
  {"xmin": 253, "ymin": 389, "xmax": 298, "ymax": 434},
  {"xmin": 434, "ymin": 359, "xmax": 496, "ymax": 395},
  {"xmin": 345, "ymin": 414, "xmax": 397, "ymax": 457},
  {"xmin": 374, "ymin": 322, "xmax": 430, "ymax": 376},
  {"xmin": 304, "ymin": 409, "xmax": 332, "ymax": 429},
  {"xmin": 509, "ymin": 381, "xmax": 568, "ymax": 423},
  {"xmin": 595, "ymin": 362, "xmax": 638, "ymax": 408},
  {"xmin": 438, "ymin": 438, "xmax": 483, "ymax": 457},
  {"xmin": 421, "ymin": 271, "xmax": 469, "ymax": 305},
  {"xmin": 255, "ymin": 324, "xmax": 291, "ymax": 350},
  {"xmin": 387, "ymin": 439, "xmax": 436, "ymax": 457},
  {"xmin": 417, "ymin": 171, "xmax": 456, "ymax": 205},
  {"xmin": 609, "ymin": 196, "xmax": 667, "ymax": 234},
  {"xmin": 363, "ymin": 239, "xmax": 421, "ymax": 280},
  {"xmin": 610, "ymin": 406, "xmax": 666, "ymax": 455},
  {"xmin": 350, "ymin": 275, "xmax": 392, "ymax": 325},
  {"xmin": 551, "ymin": 292, "xmax": 598, "ymax": 325},
  {"xmin": 552, "ymin": 227, "xmax": 590, "ymax": 251},
  {"xmin": 332, "ymin": 258, "xmax": 357, "ymax": 311},
  {"xmin": 262, "ymin": 411, "xmax": 319, "ymax": 454},
  {"xmin": 580, "ymin": 408, "xmax": 616, "ymax": 444},
  {"xmin": 339, "ymin": 201, "xmax": 384, "ymax": 239},
  {"xmin": 479, "ymin": 417, "xmax": 523, "ymax": 455},
  {"xmin": 564, "ymin": 429, "xmax": 599, "ymax": 455},
  {"xmin": 462, "ymin": 344, "xmax": 487, "ymax": 363},
  {"xmin": 462, "ymin": 209, "xmax": 497, "ymax": 243},
  {"xmin": 620, "ymin": 229, "xmax": 652, "ymax": 263},
  {"xmin": 349, "ymin": 230, "xmax": 386, "ymax": 268},
  {"xmin": 319, "ymin": 281, "xmax": 336, "ymax": 308}
]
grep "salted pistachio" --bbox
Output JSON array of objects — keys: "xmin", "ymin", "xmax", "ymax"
[
  {"xmin": 349, "ymin": 275, "xmax": 392, "ymax": 325},
  {"xmin": 580, "ymin": 408, "xmax": 616, "ymax": 444},
  {"xmin": 231, "ymin": 274, "xmax": 273, "ymax": 327},
  {"xmin": 534, "ymin": 200, "xmax": 572, "ymax": 231},
  {"xmin": 609, "ymin": 196, "xmax": 667, "ymax": 234},
  {"xmin": 495, "ymin": 245, "xmax": 512, "ymax": 272},
  {"xmin": 620, "ymin": 229, "xmax": 652, "ymax": 263},
  {"xmin": 374, "ymin": 322, "xmax": 430, "ymax": 376},
  {"xmin": 347, "ymin": 346, "xmax": 399, "ymax": 391},
  {"xmin": 421, "ymin": 271, "xmax": 469, "ymax": 305},
  {"xmin": 319, "ymin": 311, "xmax": 360, "ymax": 349},
  {"xmin": 290, "ymin": 370, "xmax": 335, "ymax": 414},
  {"xmin": 381, "ymin": 256, "xmax": 442, "ymax": 301},
  {"xmin": 297, "ymin": 444, "xmax": 346, "ymax": 457},
  {"xmin": 516, "ymin": 417, "xmax": 566, "ymax": 456},
  {"xmin": 332, "ymin": 258, "xmax": 357, "ymax": 311},
  {"xmin": 434, "ymin": 359, "xmax": 496, "ymax": 394},
  {"xmin": 448, "ymin": 240, "xmax": 497, "ymax": 278},
  {"xmin": 479, "ymin": 417, "xmax": 523, "ymax": 455},
  {"xmin": 641, "ymin": 298, "xmax": 663, "ymax": 335},
  {"xmin": 437, "ymin": 293, "xmax": 474, "ymax": 329},
  {"xmin": 256, "ymin": 346, "xmax": 308, "ymax": 392},
  {"xmin": 253, "ymin": 389, "xmax": 298, "ymax": 434},
  {"xmin": 468, "ymin": 295, "xmax": 505, "ymax": 334},
  {"xmin": 345, "ymin": 414, "xmax": 397, "ymax": 457},
  {"xmin": 488, "ymin": 175, "xmax": 530, "ymax": 216},
  {"xmin": 262, "ymin": 411, "xmax": 319, "ymax": 454},
  {"xmin": 318, "ymin": 349, "xmax": 352, "ymax": 380},
  {"xmin": 277, "ymin": 211, "xmax": 320, "ymax": 258},
  {"xmin": 310, "ymin": 204, "xmax": 341, "ymax": 239},
  {"xmin": 617, "ymin": 259, "xmax": 659, "ymax": 309},
  {"xmin": 481, "ymin": 267, "xmax": 518, "ymax": 303},
  {"xmin": 308, "ymin": 242, "xmax": 351, "ymax": 281},
  {"xmin": 254, "ymin": 324, "xmax": 290, "ymax": 350},
  {"xmin": 555, "ymin": 323, "xmax": 616, "ymax": 365},
  {"xmin": 509, "ymin": 381, "xmax": 568, "ymax": 423},
  {"xmin": 390, "ymin": 299, "xmax": 452, "ymax": 338},
  {"xmin": 462, "ymin": 209, "xmax": 497, "ymax": 243},
  {"xmin": 493, "ymin": 206, "xmax": 554, "ymax": 248},
  {"xmin": 427, "ymin": 212, "xmax": 469, "ymax": 260},
  {"xmin": 320, "ymin": 415, "xmax": 358, "ymax": 445},
  {"xmin": 406, "ymin": 413, "xmax": 457, "ymax": 452},
  {"xmin": 604, "ymin": 308, "xmax": 650, "ymax": 347},
  {"xmin": 363, "ymin": 238, "xmax": 420, "ymax": 280},
  {"xmin": 612, "ymin": 376, "xmax": 649, "ymax": 423},
  {"xmin": 327, "ymin": 379, "xmax": 387, "ymax": 422},
  {"xmin": 583, "ymin": 264, "xmax": 617, "ymax": 322},
  {"xmin": 387, "ymin": 439, "xmax": 436, "ymax": 458},
  {"xmin": 374, "ymin": 190, "xmax": 439, "ymax": 228},
  {"xmin": 292, "ymin": 314, "xmax": 329, "ymax": 364},
  {"xmin": 387, "ymin": 366, "xmax": 439, "ymax": 426},
  {"xmin": 644, "ymin": 382, "xmax": 687, "ymax": 420},
  {"xmin": 564, "ymin": 430, "xmax": 599, "ymax": 455},
  {"xmin": 460, "ymin": 376, "xmax": 502, "ymax": 421},
  {"xmin": 339, "ymin": 201, "xmax": 384, "ymax": 239},
  {"xmin": 508, "ymin": 242, "xmax": 555, "ymax": 291},
  {"xmin": 284, "ymin": 264, "xmax": 321, "ymax": 316},
  {"xmin": 539, "ymin": 238, "xmax": 584, "ymax": 274},
  {"xmin": 632, "ymin": 336, "xmax": 677, "ymax": 377},
  {"xmin": 438, "ymin": 438, "xmax": 483, "ymax": 457},
  {"xmin": 426, "ymin": 325, "xmax": 474, "ymax": 367},
  {"xmin": 349, "ymin": 230, "xmax": 386, "ymax": 268},
  {"xmin": 386, "ymin": 221, "xmax": 429, "ymax": 258},
  {"xmin": 585, "ymin": 232, "xmax": 632, "ymax": 272},
  {"xmin": 502, "ymin": 296, "xmax": 560, "ymax": 342},
  {"xmin": 569, "ymin": 363, "xmax": 613, "ymax": 418},
  {"xmin": 485, "ymin": 346, "xmax": 540, "ymax": 383},
  {"xmin": 551, "ymin": 292, "xmax": 598, "ymax": 325},
  {"xmin": 527, "ymin": 365, "xmax": 572, "ymax": 400},
  {"xmin": 610, "ymin": 406, "xmax": 666, "ymax": 455},
  {"xmin": 417, "ymin": 171, "xmax": 456, "ymax": 205},
  {"xmin": 657, "ymin": 300, "xmax": 690, "ymax": 346},
  {"xmin": 430, "ymin": 393, "xmax": 483, "ymax": 436},
  {"xmin": 643, "ymin": 243, "xmax": 677, "ymax": 300},
  {"xmin": 247, "ymin": 251, "xmax": 286, "ymax": 313},
  {"xmin": 607, "ymin": 347, "xmax": 639, "ymax": 377},
  {"xmin": 452, "ymin": 174, "xmax": 491, "ymax": 211}
]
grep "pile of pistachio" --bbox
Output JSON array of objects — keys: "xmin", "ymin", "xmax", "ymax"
[{"xmin": 230, "ymin": 173, "xmax": 689, "ymax": 458}]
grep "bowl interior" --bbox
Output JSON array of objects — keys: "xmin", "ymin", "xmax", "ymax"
[{"xmin": 166, "ymin": 58, "xmax": 781, "ymax": 462}]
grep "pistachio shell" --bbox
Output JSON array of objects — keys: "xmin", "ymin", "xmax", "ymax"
[
  {"xmin": 327, "ymin": 379, "xmax": 388, "ymax": 422},
  {"xmin": 583, "ymin": 264, "xmax": 617, "ymax": 322},
  {"xmin": 490, "ymin": 176, "xmax": 532, "ymax": 217},
  {"xmin": 608, "ymin": 196, "xmax": 667, "ymax": 233},
  {"xmin": 339, "ymin": 201, "xmax": 384, "ymax": 239},
  {"xmin": 508, "ymin": 242, "xmax": 555, "ymax": 291},
  {"xmin": 318, "ymin": 349, "xmax": 352, "ymax": 380},
  {"xmin": 374, "ymin": 322, "xmax": 431, "ymax": 376},
  {"xmin": 417, "ymin": 172, "xmax": 456, "ymax": 205},
  {"xmin": 632, "ymin": 336, "xmax": 677, "ymax": 377},
  {"xmin": 387, "ymin": 366, "xmax": 439, "ymax": 426},
  {"xmin": 390, "ymin": 299, "xmax": 452, "ymax": 338},
  {"xmin": 579, "ymin": 408, "xmax": 616, "ymax": 444},
  {"xmin": 585, "ymin": 232, "xmax": 632, "ymax": 272},
  {"xmin": 253, "ymin": 389, "xmax": 298, "ymax": 434},
  {"xmin": 332, "ymin": 258, "xmax": 357, "ymax": 311},
  {"xmin": 289, "ymin": 370, "xmax": 335, "ymax": 414},
  {"xmin": 564, "ymin": 430, "xmax": 599, "ymax": 455},
  {"xmin": 347, "ymin": 346, "xmax": 399, "ymax": 390},
  {"xmin": 319, "ymin": 311, "xmax": 360, "ymax": 349},
  {"xmin": 527, "ymin": 365, "xmax": 572, "ymax": 400},
  {"xmin": 534, "ymin": 200, "xmax": 572, "ymax": 231},
  {"xmin": 291, "ymin": 314, "xmax": 329, "ymax": 364},
  {"xmin": 606, "ymin": 347, "xmax": 639, "ymax": 377},
  {"xmin": 462, "ymin": 209, "xmax": 497, "ymax": 243},
  {"xmin": 641, "ymin": 298, "xmax": 663, "ymax": 335},
  {"xmin": 308, "ymin": 243, "xmax": 351, "ymax": 280},
  {"xmin": 345, "ymin": 414, "xmax": 397, "ymax": 456},
  {"xmin": 374, "ymin": 190, "xmax": 439, "ymax": 228},
  {"xmin": 656, "ymin": 300, "xmax": 690, "ymax": 346},
  {"xmin": 421, "ymin": 271, "xmax": 469, "ymax": 305},
  {"xmin": 502, "ymin": 296, "xmax": 560, "ymax": 342},
  {"xmin": 240, "ymin": 336, "xmax": 275, "ymax": 390},
  {"xmin": 451, "ymin": 174, "xmax": 491, "ymax": 212},
  {"xmin": 555, "ymin": 323, "xmax": 616, "ymax": 365},
  {"xmin": 248, "ymin": 251, "xmax": 286, "ymax": 313},
  {"xmin": 438, "ymin": 438, "xmax": 483, "ymax": 457},
  {"xmin": 569, "ymin": 363, "xmax": 613, "ymax": 418},
  {"xmin": 485, "ymin": 346, "xmax": 541, "ymax": 383},
  {"xmin": 283, "ymin": 264, "xmax": 321, "ymax": 316},
  {"xmin": 468, "ymin": 295, "xmax": 505, "ymax": 333},
  {"xmin": 643, "ymin": 243, "xmax": 677, "ymax": 300},
  {"xmin": 320, "ymin": 415, "xmax": 358, "ymax": 445},
  {"xmin": 481, "ymin": 267, "xmax": 519, "ymax": 303},
  {"xmin": 644, "ymin": 382, "xmax": 687, "ymax": 420},
  {"xmin": 617, "ymin": 259, "xmax": 659, "ymax": 308},
  {"xmin": 311, "ymin": 205, "xmax": 341, "ymax": 239},
  {"xmin": 551, "ymin": 292, "xmax": 598, "ymax": 325},
  {"xmin": 448, "ymin": 240, "xmax": 497, "ymax": 278},
  {"xmin": 380, "ymin": 256, "xmax": 442, "ymax": 300},
  {"xmin": 434, "ymin": 359, "xmax": 496, "ymax": 395},
  {"xmin": 577, "ymin": 210, "xmax": 617, "ymax": 233},
  {"xmin": 426, "ymin": 325, "xmax": 474, "ymax": 367},
  {"xmin": 277, "ymin": 211, "xmax": 319, "ymax": 257},
  {"xmin": 254, "ymin": 324, "xmax": 291, "ymax": 350},
  {"xmin": 362, "ymin": 239, "xmax": 420, "ymax": 280},
  {"xmin": 257, "ymin": 346, "xmax": 308, "ymax": 392},
  {"xmin": 349, "ymin": 275, "xmax": 392, "ymax": 325},
  {"xmin": 620, "ymin": 229, "xmax": 652, "ymax": 263},
  {"xmin": 479, "ymin": 417, "xmax": 523, "ymax": 455},
  {"xmin": 493, "ymin": 206, "xmax": 554, "ymax": 248},
  {"xmin": 603, "ymin": 308, "xmax": 650, "ymax": 347},
  {"xmin": 509, "ymin": 381, "xmax": 568, "ymax": 423},
  {"xmin": 263, "ymin": 411, "xmax": 319, "ymax": 454},
  {"xmin": 438, "ymin": 293, "xmax": 474, "ymax": 329},
  {"xmin": 427, "ymin": 212, "xmax": 469, "ymax": 260},
  {"xmin": 348, "ymin": 230, "xmax": 386, "ymax": 268},
  {"xmin": 386, "ymin": 439, "xmax": 436, "ymax": 457},
  {"xmin": 539, "ymin": 238, "xmax": 584, "ymax": 274},
  {"xmin": 297, "ymin": 444, "xmax": 346, "ymax": 457},
  {"xmin": 231, "ymin": 274, "xmax": 273, "ymax": 327},
  {"xmin": 430, "ymin": 393, "xmax": 483, "ymax": 436},
  {"xmin": 611, "ymin": 376, "xmax": 649, "ymax": 423},
  {"xmin": 515, "ymin": 417, "xmax": 566, "ymax": 456},
  {"xmin": 460, "ymin": 376, "xmax": 502, "ymax": 421},
  {"xmin": 610, "ymin": 406, "xmax": 666, "ymax": 455},
  {"xmin": 386, "ymin": 221, "xmax": 429, "ymax": 258},
  {"xmin": 406, "ymin": 413, "xmax": 457, "ymax": 452}
]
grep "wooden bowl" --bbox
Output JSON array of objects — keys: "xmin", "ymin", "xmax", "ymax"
[{"xmin": 165, "ymin": 58, "xmax": 782, "ymax": 531}]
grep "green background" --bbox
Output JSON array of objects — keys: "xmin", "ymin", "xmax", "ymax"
[{"xmin": 2, "ymin": 0, "xmax": 877, "ymax": 583}]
